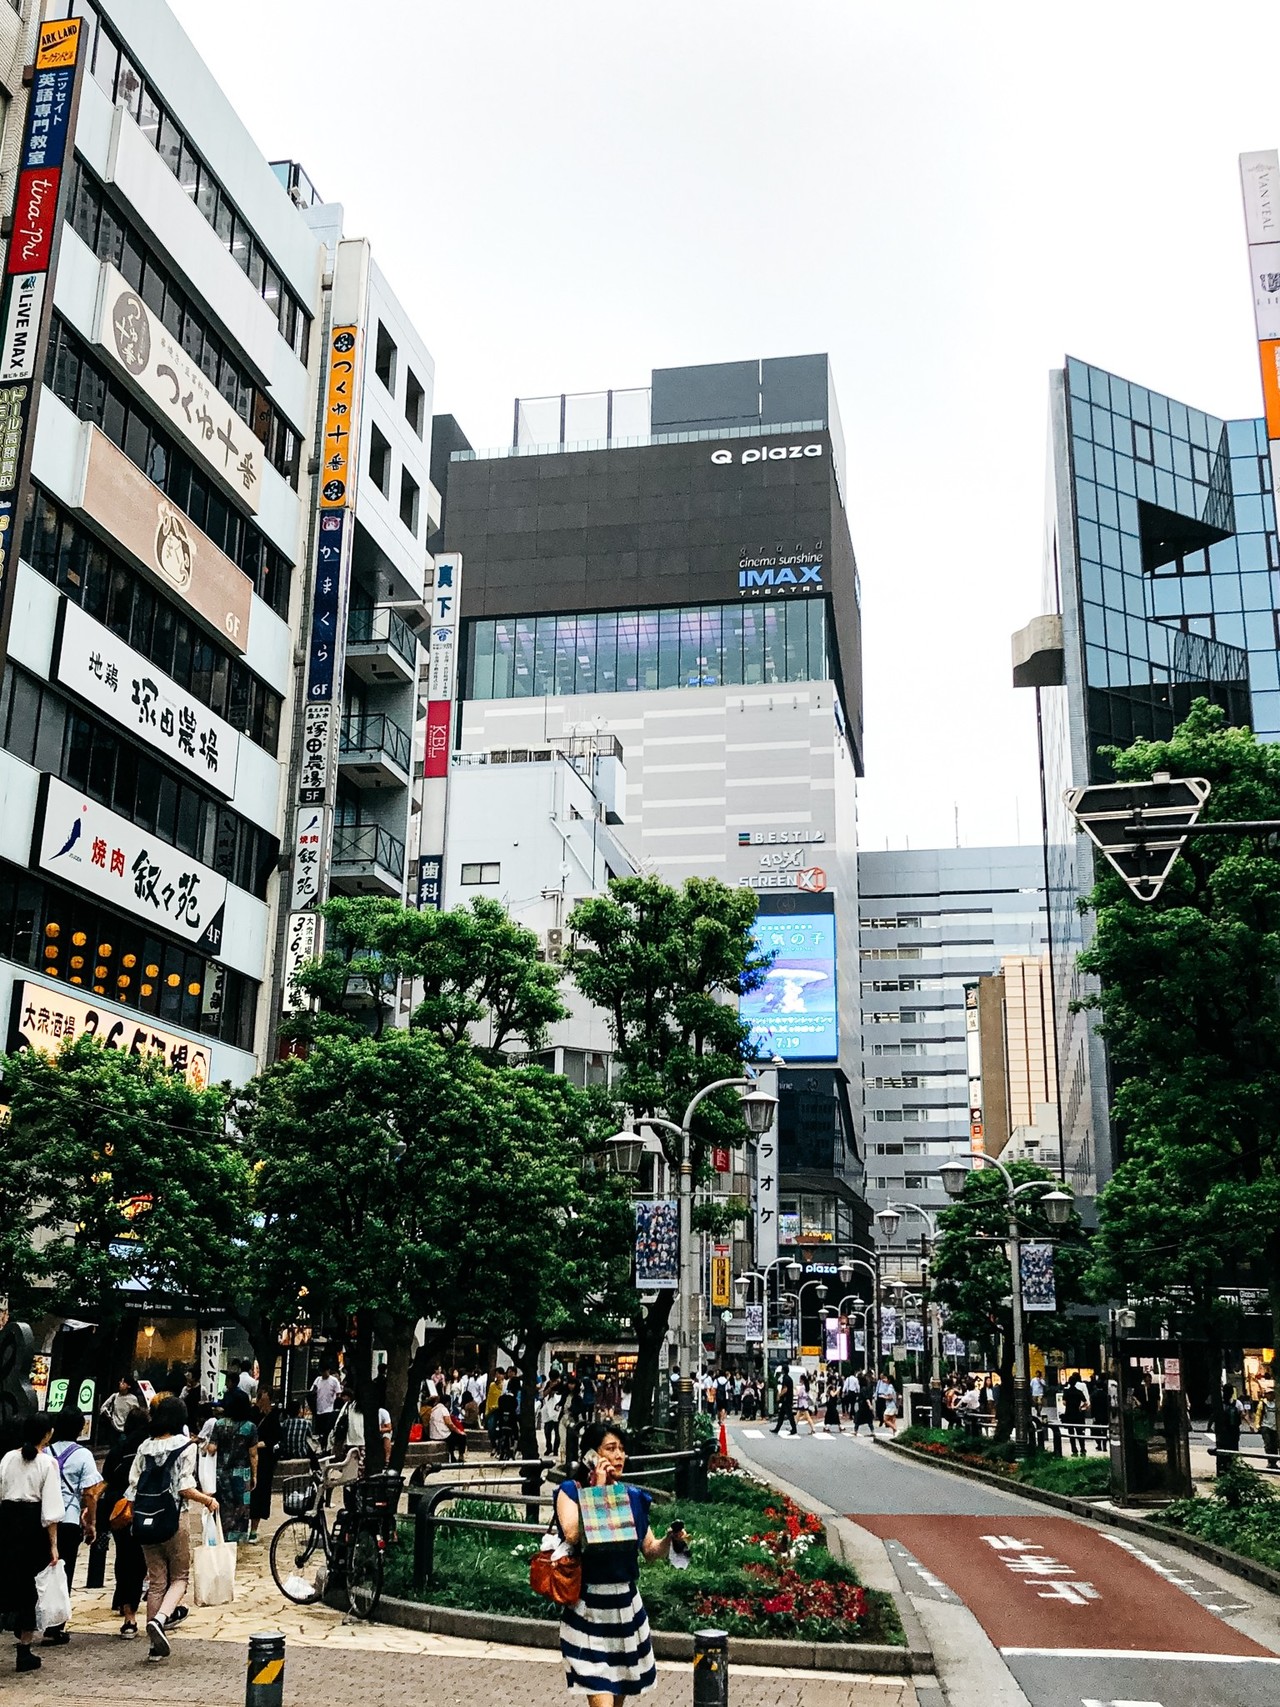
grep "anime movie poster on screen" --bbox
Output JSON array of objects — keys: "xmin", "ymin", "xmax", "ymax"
[
  {"xmin": 740, "ymin": 905, "xmax": 838, "ymax": 1061},
  {"xmin": 634, "ymin": 1201, "xmax": 678, "ymax": 1289}
]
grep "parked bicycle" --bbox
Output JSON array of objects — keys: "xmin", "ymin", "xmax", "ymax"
[{"xmin": 269, "ymin": 1452, "xmax": 403, "ymax": 1620}]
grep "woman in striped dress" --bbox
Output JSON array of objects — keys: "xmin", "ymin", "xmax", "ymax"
[{"xmin": 554, "ymin": 1423, "xmax": 684, "ymax": 1700}]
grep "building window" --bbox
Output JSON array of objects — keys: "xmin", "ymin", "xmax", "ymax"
[
  {"xmin": 375, "ymin": 323, "xmax": 397, "ymax": 392},
  {"xmin": 399, "ymin": 469, "xmax": 420, "ymax": 536},
  {"xmin": 405, "ymin": 369, "xmax": 425, "ymax": 437},
  {"xmin": 1133, "ymin": 421, "xmax": 1154, "ymax": 464},
  {"xmin": 460, "ymin": 862, "xmax": 500, "ymax": 885},
  {"xmin": 903, "ymin": 1174, "xmax": 930, "ymax": 1192},
  {"xmin": 368, "ymin": 424, "xmax": 391, "ymax": 497}
]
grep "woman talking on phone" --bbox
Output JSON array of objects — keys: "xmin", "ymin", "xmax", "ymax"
[{"xmin": 554, "ymin": 1422, "xmax": 687, "ymax": 1700}]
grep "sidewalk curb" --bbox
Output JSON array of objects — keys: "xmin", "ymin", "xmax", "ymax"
[
  {"xmin": 882, "ymin": 1438, "xmax": 1280, "ymax": 1598},
  {"xmin": 372, "ymin": 1592, "xmax": 923, "ymax": 1674},
  {"xmin": 727, "ymin": 1435, "xmax": 935, "ymax": 1675}
]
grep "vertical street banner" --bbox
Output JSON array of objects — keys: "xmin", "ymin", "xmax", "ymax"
[
  {"xmin": 634, "ymin": 1201, "xmax": 678, "ymax": 1289},
  {"xmin": 880, "ymin": 1305, "xmax": 898, "ymax": 1352},
  {"xmin": 711, "ymin": 1248, "xmax": 731, "ymax": 1309},
  {"xmin": 1020, "ymin": 1241, "xmax": 1057, "ymax": 1312},
  {"xmin": 905, "ymin": 1319, "xmax": 925, "ymax": 1352},
  {"xmin": 418, "ymin": 553, "xmax": 461, "ymax": 908},
  {"xmin": 1241, "ymin": 152, "xmax": 1280, "ymax": 497},
  {"xmin": 0, "ymin": 19, "xmax": 86, "ymax": 677},
  {"xmin": 751, "ymin": 1066, "xmax": 779, "ymax": 1267},
  {"xmin": 744, "ymin": 1304, "xmax": 764, "ymax": 1342},
  {"xmin": 964, "ymin": 981, "xmax": 985, "ymax": 1155}
]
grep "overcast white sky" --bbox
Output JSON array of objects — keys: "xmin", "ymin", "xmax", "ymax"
[{"xmin": 171, "ymin": 0, "xmax": 1280, "ymax": 852}]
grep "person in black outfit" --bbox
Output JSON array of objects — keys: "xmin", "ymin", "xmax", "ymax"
[
  {"xmin": 101, "ymin": 1408, "xmax": 149, "ymax": 1638},
  {"xmin": 1216, "ymin": 1383, "xmax": 1243, "ymax": 1474},
  {"xmin": 771, "ymin": 1370, "xmax": 797, "ymax": 1435},
  {"xmin": 1060, "ymin": 1371, "xmax": 1090, "ymax": 1456}
]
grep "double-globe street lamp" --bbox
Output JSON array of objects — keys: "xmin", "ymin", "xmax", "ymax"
[
  {"xmin": 605, "ymin": 1078, "xmax": 778, "ymax": 1454},
  {"xmin": 876, "ymin": 1201, "xmax": 945, "ymax": 1426},
  {"xmin": 937, "ymin": 1155, "xmax": 1074, "ymax": 1448},
  {"xmin": 734, "ymin": 1256, "xmax": 804, "ymax": 1385}
]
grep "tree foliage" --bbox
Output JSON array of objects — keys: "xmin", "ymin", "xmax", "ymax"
[
  {"xmin": 0, "ymin": 1037, "xmax": 248, "ymax": 1316},
  {"xmin": 1081, "ymin": 701, "xmax": 1280, "ymax": 1350},
  {"xmin": 932, "ymin": 1161, "xmax": 1090, "ymax": 1439},
  {"xmin": 566, "ymin": 875, "xmax": 768, "ymax": 1431}
]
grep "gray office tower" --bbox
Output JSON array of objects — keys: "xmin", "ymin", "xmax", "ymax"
[
  {"xmin": 437, "ymin": 355, "xmax": 870, "ymax": 1250},
  {"xmin": 1031, "ymin": 358, "xmax": 1271, "ymax": 1196},
  {"xmin": 857, "ymin": 848, "xmax": 1048, "ymax": 1268}
]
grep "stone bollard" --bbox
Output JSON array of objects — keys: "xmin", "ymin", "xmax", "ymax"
[
  {"xmin": 245, "ymin": 1632, "xmax": 286, "ymax": 1707},
  {"xmin": 693, "ymin": 1628, "xmax": 728, "ymax": 1707}
]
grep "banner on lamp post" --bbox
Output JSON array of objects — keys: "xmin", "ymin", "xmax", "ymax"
[
  {"xmin": 1020, "ymin": 1242, "xmax": 1057, "ymax": 1312},
  {"xmin": 634, "ymin": 1201, "xmax": 678, "ymax": 1289}
]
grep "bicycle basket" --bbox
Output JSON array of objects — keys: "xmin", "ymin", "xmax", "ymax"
[
  {"xmin": 282, "ymin": 1476, "xmax": 314, "ymax": 1517},
  {"xmin": 343, "ymin": 1473, "xmax": 404, "ymax": 1517}
]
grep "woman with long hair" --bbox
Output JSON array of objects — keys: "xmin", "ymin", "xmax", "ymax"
[
  {"xmin": 0, "ymin": 1415, "xmax": 60, "ymax": 1672},
  {"xmin": 554, "ymin": 1422, "xmax": 686, "ymax": 1701},
  {"xmin": 203, "ymin": 1387, "xmax": 258, "ymax": 1542},
  {"xmin": 247, "ymin": 1386, "xmax": 280, "ymax": 1544},
  {"xmin": 102, "ymin": 1407, "xmax": 150, "ymax": 1638}
]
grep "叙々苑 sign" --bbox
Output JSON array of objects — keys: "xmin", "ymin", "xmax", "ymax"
[
  {"xmin": 34, "ymin": 776, "xmax": 227, "ymax": 953},
  {"xmin": 290, "ymin": 806, "xmax": 328, "ymax": 912}
]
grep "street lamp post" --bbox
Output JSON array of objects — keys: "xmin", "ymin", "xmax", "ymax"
[
  {"xmin": 608, "ymin": 1079, "xmax": 778, "ymax": 1455},
  {"xmin": 938, "ymin": 1156, "xmax": 1073, "ymax": 1448},
  {"xmin": 793, "ymin": 1277, "xmax": 830, "ymax": 1362},
  {"xmin": 876, "ymin": 1202, "xmax": 945, "ymax": 1427},
  {"xmin": 734, "ymin": 1257, "xmax": 802, "ymax": 1392}
]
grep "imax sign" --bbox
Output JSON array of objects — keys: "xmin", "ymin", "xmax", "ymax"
[{"xmin": 738, "ymin": 562, "xmax": 823, "ymax": 596}]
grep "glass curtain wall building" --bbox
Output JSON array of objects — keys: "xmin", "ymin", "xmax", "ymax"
[{"xmin": 1040, "ymin": 356, "xmax": 1273, "ymax": 1193}]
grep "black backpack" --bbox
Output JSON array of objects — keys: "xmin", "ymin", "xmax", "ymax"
[{"xmin": 131, "ymin": 1441, "xmax": 194, "ymax": 1544}]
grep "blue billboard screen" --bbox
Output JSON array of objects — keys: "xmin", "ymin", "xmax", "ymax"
[{"xmin": 741, "ymin": 910, "xmax": 838, "ymax": 1061}]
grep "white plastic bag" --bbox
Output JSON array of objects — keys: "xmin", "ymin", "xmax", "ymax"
[
  {"xmin": 34, "ymin": 1563, "xmax": 71, "ymax": 1631},
  {"xmin": 193, "ymin": 1512, "xmax": 236, "ymax": 1607},
  {"xmin": 197, "ymin": 1442, "xmax": 217, "ymax": 1495}
]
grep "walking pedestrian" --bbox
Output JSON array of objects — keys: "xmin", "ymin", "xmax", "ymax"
[
  {"xmin": 554, "ymin": 1422, "xmax": 685, "ymax": 1700},
  {"xmin": 852, "ymin": 1374, "xmax": 874, "ymax": 1436},
  {"xmin": 1216, "ymin": 1383, "xmax": 1243, "ymax": 1473},
  {"xmin": 485, "ymin": 1368, "xmax": 506, "ymax": 1449},
  {"xmin": 1030, "ymin": 1372, "xmax": 1045, "ymax": 1418},
  {"xmin": 309, "ymin": 1365, "xmax": 342, "ymax": 1450},
  {"xmin": 40, "ymin": 1406, "xmax": 105, "ymax": 1644},
  {"xmin": 1060, "ymin": 1371, "xmax": 1090, "ymax": 1457},
  {"xmin": 1087, "ymin": 1371, "xmax": 1110, "ymax": 1449},
  {"xmin": 202, "ymin": 1386, "xmax": 258, "ymax": 1541},
  {"xmin": 795, "ymin": 1374, "xmax": 817, "ymax": 1434},
  {"xmin": 99, "ymin": 1376, "xmax": 144, "ymax": 1448},
  {"xmin": 101, "ymin": 1408, "xmax": 149, "ymax": 1639},
  {"xmin": 823, "ymin": 1373, "xmax": 843, "ymax": 1434},
  {"xmin": 128, "ymin": 1396, "xmax": 219, "ymax": 1661},
  {"xmin": 1255, "ymin": 1381, "xmax": 1278, "ymax": 1469},
  {"xmin": 247, "ymin": 1385, "xmax": 280, "ymax": 1543},
  {"xmin": 540, "ymin": 1376, "xmax": 566, "ymax": 1458},
  {"xmin": 771, "ymin": 1368, "xmax": 797, "ymax": 1435},
  {"xmin": 874, "ymin": 1371, "xmax": 895, "ymax": 1429},
  {"xmin": 880, "ymin": 1375, "xmax": 899, "ymax": 1435},
  {"xmin": 0, "ymin": 1415, "xmax": 61, "ymax": 1673}
]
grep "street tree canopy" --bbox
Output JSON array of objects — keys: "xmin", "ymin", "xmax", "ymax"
[{"xmin": 1081, "ymin": 701, "xmax": 1280, "ymax": 1352}]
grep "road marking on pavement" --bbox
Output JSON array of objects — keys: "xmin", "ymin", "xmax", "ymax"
[
  {"xmin": 882, "ymin": 1539, "xmax": 962, "ymax": 1604},
  {"xmin": 1100, "ymin": 1531, "xmax": 1251, "ymax": 1616},
  {"xmin": 1080, "ymin": 1698, "xmax": 1164, "ymax": 1707},
  {"xmin": 743, "ymin": 1430, "xmax": 765, "ymax": 1437},
  {"xmin": 1002, "ymin": 1647, "xmax": 1280, "ymax": 1662},
  {"xmin": 980, "ymin": 1531, "xmax": 1101, "ymax": 1604}
]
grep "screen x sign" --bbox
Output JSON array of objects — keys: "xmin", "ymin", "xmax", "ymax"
[{"xmin": 1064, "ymin": 775, "xmax": 1210, "ymax": 902}]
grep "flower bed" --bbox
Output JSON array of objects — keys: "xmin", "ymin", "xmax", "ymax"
[
  {"xmin": 384, "ymin": 1472, "xmax": 903, "ymax": 1645},
  {"xmin": 1156, "ymin": 1458, "xmax": 1280, "ymax": 1571},
  {"xmin": 896, "ymin": 1426, "xmax": 1111, "ymax": 1496}
]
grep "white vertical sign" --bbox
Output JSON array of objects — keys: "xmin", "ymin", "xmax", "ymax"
[{"xmin": 752, "ymin": 1066, "xmax": 779, "ymax": 1268}]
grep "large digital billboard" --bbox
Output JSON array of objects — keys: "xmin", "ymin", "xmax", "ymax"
[{"xmin": 741, "ymin": 909, "xmax": 838, "ymax": 1061}]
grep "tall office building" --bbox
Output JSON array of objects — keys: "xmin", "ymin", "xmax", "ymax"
[
  {"xmin": 857, "ymin": 847, "xmax": 1048, "ymax": 1271},
  {"xmin": 437, "ymin": 354, "xmax": 870, "ymax": 1250},
  {"xmin": 1032, "ymin": 355, "xmax": 1273, "ymax": 1192},
  {"xmin": 0, "ymin": 2, "xmax": 434, "ymax": 1084}
]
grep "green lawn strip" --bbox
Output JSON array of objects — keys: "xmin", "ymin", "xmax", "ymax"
[
  {"xmin": 384, "ymin": 1475, "xmax": 904, "ymax": 1645},
  {"xmin": 895, "ymin": 1425, "xmax": 1111, "ymax": 1496},
  {"xmin": 1153, "ymin": 1456, "xmax": 1280, "ymax": 1572}
]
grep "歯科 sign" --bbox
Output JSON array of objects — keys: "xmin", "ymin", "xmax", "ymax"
[
  {"xmin": 34, "ymin": 775, "xmax": 227, "ymax": 953},
  {"xmin": 53, "ymin": 601, "xmax": 239, "ymax": 795}
]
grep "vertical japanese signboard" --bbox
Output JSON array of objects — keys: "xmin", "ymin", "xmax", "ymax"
[
  {"xmin": 417, "ymin": 552, "xmax": 461, "ymax": 908},
  {"xmin": 964, "ymin": 981, "xmax": 985, "ymax": 1155},
  {"xmin": 751, "ymin": 1066, "xmax": 779, "ymax": 1267},
  {"xmin": 1241, "ymin": 151, "xmax": 1280, "ymax": 497},
  {"xmin": 0, "ymin": 19, "xmax": 86, "ymax": 675},
  {"xmin": 284, "ymin": 319, "xmax": 363, "ymax": 990}
]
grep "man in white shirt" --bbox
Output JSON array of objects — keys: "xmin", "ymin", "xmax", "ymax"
[{"xmin": 310, "ymin": 1368, "xmax": 343, "ymax": 1449}]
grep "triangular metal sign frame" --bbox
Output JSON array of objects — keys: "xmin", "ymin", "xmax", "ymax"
[{"xmin": 1064, "ymin": 777, "xmax": 1211, "ymax": 902}]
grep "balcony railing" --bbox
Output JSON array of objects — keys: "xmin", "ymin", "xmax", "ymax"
[
  {"xmin": 331, "ymin": 822, "xmax": 405, "ymax": 881},
  {"xmin": 339, "ymin": 713, "xmax": 411, "ymax": 775},
  {"xmin": 347, "ymin": 606, "xmax": 417, "ymax": 671}
]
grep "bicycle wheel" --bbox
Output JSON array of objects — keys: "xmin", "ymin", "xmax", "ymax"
[
  {"xmin": 346, "ymin": 1525, "xmax": 384, "ymax": 1620},
  {"xmin": 270, "ymin": 1518, "xmax": 327, "ymax": 1603}
]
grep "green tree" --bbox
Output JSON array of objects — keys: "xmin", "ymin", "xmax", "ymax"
[
  {"xmin": 1081, "ymin": 701, "xmax": 1280, "ymax": 1382},
  {"xmin": 931, "ymin": 1161, "xmax": 1090, "ymax": 1440},
  {"xmin": 566, "ymin": 875, "xmax": 769, "ymax": 1433},
  {"xmin": 0, "ymin": 1037, "xmax": 249, "ymax": 1393},
  {"xmin": 286, "ymin": 894, "xmax": 565, "ymax": 1057}
]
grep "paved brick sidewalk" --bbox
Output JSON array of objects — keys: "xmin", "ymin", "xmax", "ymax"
[{"xmin": 1, "ymin": 1633, "xmax": 918, "ymax": 1706}]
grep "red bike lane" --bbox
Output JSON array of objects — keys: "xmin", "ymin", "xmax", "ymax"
[{"xmin": 856, "ymin": 1512, "xmax": 1272, "ymax": 1658}]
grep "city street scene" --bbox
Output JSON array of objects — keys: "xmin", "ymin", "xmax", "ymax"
[{"xmin": 2, "ymin": 3, "xmax": 1280, "ymax": 1705}]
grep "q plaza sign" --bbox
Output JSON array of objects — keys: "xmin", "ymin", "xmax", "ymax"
[{"xmin": 711, "ymin": 443, "xmax": 824, "ymax": 465}]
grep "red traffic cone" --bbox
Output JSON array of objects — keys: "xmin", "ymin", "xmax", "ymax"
[{"xmin": 718, "ymin": 1421, "xmax": 728, "ymax": 1456}]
